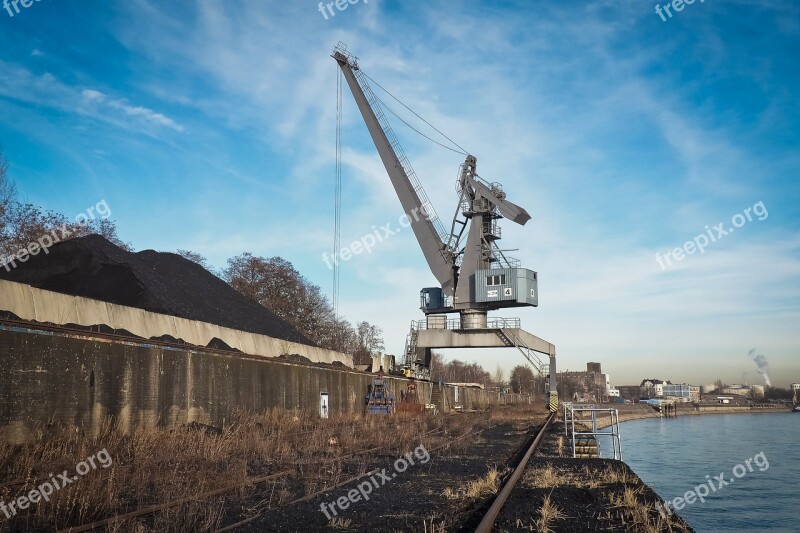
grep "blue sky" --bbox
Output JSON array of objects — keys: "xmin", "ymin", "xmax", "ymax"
[{"xmin": 1, "ymin": 0, "xmax": 798, "ymax": 387}]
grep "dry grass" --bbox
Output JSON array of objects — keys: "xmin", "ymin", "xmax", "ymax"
[
  {"xmin": 514, "ymin": 494, "xmax": 565, "ymax": 533},
  {"xmin": 606, "ymin": 497, "xmax": 688, "ymax": 533},
  {"xmin": 521, "ymin": 463, "xmax": 691, "ymax": 533},
  {"xmin": 327, "ymin": 516, "xmax": 353, "ymax": 529},
  {"xmin": 463, "ymin": 467, "xmax": 503, "ymax": 499},
  {"xmin": 422, "ymin": 515, "xmax": 447, "ymax": 532},
  {"xmin": 442, "ymin": 465, "xmax": 505, "ymax": 502},
  {"xmin": 523, "ymin": 465, "xmax": 576, "ymax": 488},
  {"xmin": 534, "ymin": 494, "xmax": 564, "ymax": 533},
  {"xmin": 0, "ymin": 407, "xmax": 490, "ymax": 532},
  {"xmin": 488, "ymin": 404, "xmax": 548, "ymax": 424}
]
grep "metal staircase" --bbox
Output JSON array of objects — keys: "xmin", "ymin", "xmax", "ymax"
[
  {"xmin": 498, "ymin": 328, "xmax": 549, "ymax": 378},
  {"xmin": 402, "ymin": 322, "xmax": 430, "ymax": 379}
]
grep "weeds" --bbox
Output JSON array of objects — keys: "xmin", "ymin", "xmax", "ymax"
[{"xmin": 0, "ymin": 408, "xmax": 486, "ymax": 531}]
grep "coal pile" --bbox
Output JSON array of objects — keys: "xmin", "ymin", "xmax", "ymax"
[{"xmin": 0, "ymin": 234, "xmax": 313, "ymax": 345}]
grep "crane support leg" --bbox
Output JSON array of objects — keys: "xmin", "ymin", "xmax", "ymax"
[{"xmin": 548, "ymin": 353, "xmax": 558, "ymax": 413}]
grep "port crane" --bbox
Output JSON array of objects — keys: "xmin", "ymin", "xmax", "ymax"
[{"xmin": 333, "ymin": 44, "xmax": 558, "ymax": 410}]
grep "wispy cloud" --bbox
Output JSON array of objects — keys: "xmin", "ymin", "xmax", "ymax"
[
  {"xmin": 80, "ymin": 89, "xmax": 184, "ymax": 132},
  {"xmin": 0, "ymin": 61, "xmax": 183, "ymax": 135}
]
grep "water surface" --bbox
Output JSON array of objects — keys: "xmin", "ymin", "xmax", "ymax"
[{"xmin": 599, "ymin": 412, "xmax": 799, "ymax": 532}]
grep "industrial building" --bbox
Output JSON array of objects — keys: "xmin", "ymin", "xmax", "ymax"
[{"xmin": 557, "ymin": 362, "xmax": 618, "ymax": 402}]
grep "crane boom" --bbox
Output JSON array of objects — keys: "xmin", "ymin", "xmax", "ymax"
[{"xmin": 332, "ymin": 47, "xmax": 457, "ymax": 297}]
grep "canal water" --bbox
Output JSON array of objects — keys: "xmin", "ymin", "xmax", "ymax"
[{"xmin": 598, "ymin": 412, "xmax": 799, "ymax": 532}]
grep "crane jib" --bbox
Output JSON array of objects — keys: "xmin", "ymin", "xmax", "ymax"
[{"xmin": 332, "ymin": 44, "xmax": 538, "ymax": 315}]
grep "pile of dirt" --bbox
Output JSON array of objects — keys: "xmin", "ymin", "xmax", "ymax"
[{"xmin": 0, "ymin": 234, "xmax": 313, "ymax": 345}]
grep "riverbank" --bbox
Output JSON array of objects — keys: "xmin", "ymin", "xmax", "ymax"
[
  {"xmin": 605, "ymin": 411, "xmax": 798, "ymax": 532},
  {"xmin": 573, "ymin": 403, "xmax": 791, "ymax": 429},
  {"xmin": 535, "ymin": 420, "xmax": 695, "ymax": 532}
]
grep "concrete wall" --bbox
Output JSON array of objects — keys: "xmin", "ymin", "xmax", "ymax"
[
  {"xmin": 0, "ymin": 326, "xmax": 527, "ymax": 443},
  {"xmin": 0, "ymin": 279, "xmax": 353, "ymax": 367}
]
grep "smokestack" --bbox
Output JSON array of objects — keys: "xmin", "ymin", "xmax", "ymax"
[{"xmin": 748, "ymin": 348, "xmax": 772, "ymax": 387}]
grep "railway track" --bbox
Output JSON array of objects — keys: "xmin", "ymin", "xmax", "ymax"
[{"xmin": 472, "ymin": 411, "xmax": 556, "ymax": 533}]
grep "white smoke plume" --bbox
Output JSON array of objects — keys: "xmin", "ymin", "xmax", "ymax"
[{"xmin": 748, "ymin": 348, "xmax": 772, "ymax": 387}]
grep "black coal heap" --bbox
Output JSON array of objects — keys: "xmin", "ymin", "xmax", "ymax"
[{"xmin": 0, "ymin": 234, "xmax": 313, "ymax": 346}]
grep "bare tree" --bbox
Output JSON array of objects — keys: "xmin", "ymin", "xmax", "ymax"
[
  {"xmin": 352, "ymin": 321, "xmax": 385, "ymax": 366},
  {"xmin": 356, "ymin": 321, "xmax": 385, "ymax": 353},
  {"xmin": 176, "ymin": 249, "xmax": 209, "ymax": 269},
  {"xmin": 0, "ymin": 147, "xmax": 131, "ymax": 256},
  {"xmin": 493, "ymin": 365, "xmax": 506, "ymax": 387},
  {"xmin": 436, "ymin": 359, "xmax": 492, "ymax": 385},
  {"xmin": 0, "ymin": 148, "xmax": 14, "ymax": 225},
  {"xmin": 429, "ymin": 352, "xmax": 445, "ymax": 381},
  {"xmin": 224, "ymin": 253, "xmax": 366, "ymax": 354},
  {"xmin": 509, "ymin": 365, "xmax": 535, "ymax": 394}
]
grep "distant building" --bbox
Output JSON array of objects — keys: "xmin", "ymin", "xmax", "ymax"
[
  {"xmin": 700, "ymin": 384, "xmax": 717, "ymax": 394},
  {"xmin": 721, "ymin": 384, "xmax": 763, "ymax": 398},
  {"xmin": 557, "ymin": 362, "xmax": 616, "ymax": 402},
  {"xmin": 640, "ymin": 379, "xmax": 671, "ymax": 398},
  {"xmin": 662, "ymin": 383, "xmax": 691, "ymax": 402},
  {"xmin": 617, "ymin": 385, "xmax": 642, "ymax": 402},
  {"xmin": 689, "ymin": 385, "xmax": 701, "ymax": 402},
  {"xmin": 700, "ymin": 394, "xmax": 749, "ymax": 406}
]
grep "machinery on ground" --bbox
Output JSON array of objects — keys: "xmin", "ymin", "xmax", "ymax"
[
  {"xmin": 365, "ymin": 370, "xmax": 395, "ymax": 415},
  {"xmin": 396, "ymin": 382, "xmax": 426, "ymax": 415},
  {"xmin": 334, "ymin": 43, "xmax": 559, "ymax": 412}
]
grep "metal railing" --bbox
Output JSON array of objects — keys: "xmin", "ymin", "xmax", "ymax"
[
  {"xmin": 410, "ymin": 316, "xmax": 521, "ymax": 331},
  {"xmin": 563, "ymin": 403, "xmax": 623, "ymax": 460}
]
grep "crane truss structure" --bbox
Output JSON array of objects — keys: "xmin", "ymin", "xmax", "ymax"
[{"xmin": 332, "ymin": 43, "xmax": 558, "ymax": 410}]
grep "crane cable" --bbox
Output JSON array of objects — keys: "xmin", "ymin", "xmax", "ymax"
[
  {"xmin": 361, "ymin": 70, "xmax": 469, "ymax": 156},
  {"xmin": 377, "ymin": 96, "xmax": 467, "ymax": 156},
  {"xmin": 333, "ymin": 66, "xmax": 343, "ymax": 318}
]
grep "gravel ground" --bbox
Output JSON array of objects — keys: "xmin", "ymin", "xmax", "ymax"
[
  {"xmin": 233, "ymin": 417, "xmax": 545, "ymax": 532},
  {"xmin": 485, "ymin": 421, "xmax": 695, "ymax": 533},
  {"xmin": 231, "ymin": 412, "xmax": 694, "ymax": 533},
  {"xmin": 0, "ymin": 234, "xmax": 311, "ymax": 344}
]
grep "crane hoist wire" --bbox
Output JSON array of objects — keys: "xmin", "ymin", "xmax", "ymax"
[
  {"xmin": 331, "ymin": 65, "xmax": 469, "ymax": 314},
  {"xmin": 361, "ymin": 70, "xmax": 470, "ymax": 156},
  {"xmin": 333, "ymin": 65, "xmax": 343, "ymax": 318},
  {"xmin": 377, "ymin": 95, "xmax": 466, "ymax": 156}
]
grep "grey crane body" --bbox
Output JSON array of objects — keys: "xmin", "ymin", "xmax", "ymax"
[{"xmin": 332, "ymin": 46, "xmax": 539, "ymax": 322}]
